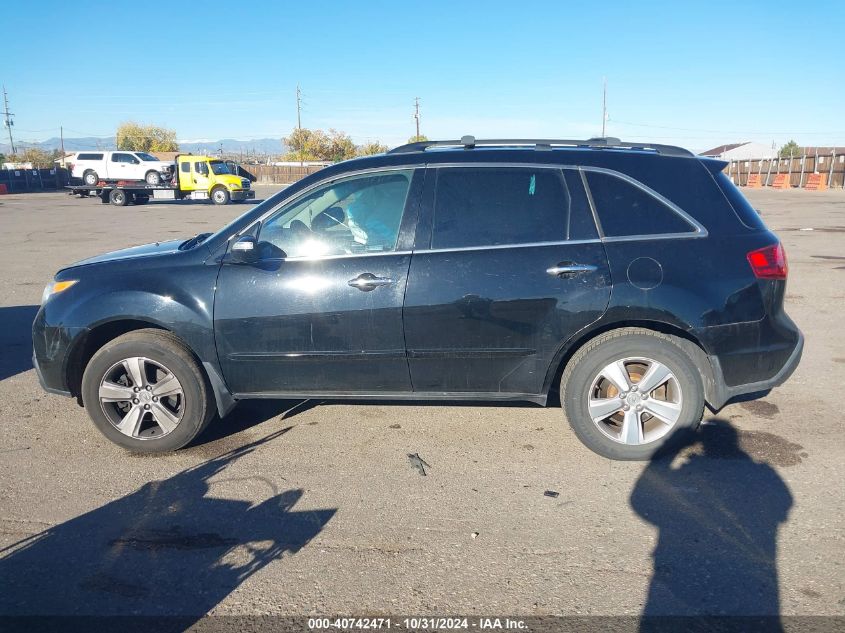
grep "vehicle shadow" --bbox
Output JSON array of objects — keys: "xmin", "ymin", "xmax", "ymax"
[
  {"xmin": 631, "ymin": 419, "xmax": 793, "ymax": 631},
  {"xmin": 191, "ymin": 399, "xmax": 323, "ymax": 447},
  {"xmin": 0, "ymin": 428, "xmax": 336, "ymax": 625},
  {"xmin": 193, "ymin": 398, "xmax": 547, "ymax": 449},
  {"xmin": 0, "ymin": 305, "xmax": 39, "ymax": 381}
]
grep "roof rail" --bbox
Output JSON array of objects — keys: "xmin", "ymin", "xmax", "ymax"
[{"xmin": 388, "ymin": 136, "xmax": 694, "ymax": 158}]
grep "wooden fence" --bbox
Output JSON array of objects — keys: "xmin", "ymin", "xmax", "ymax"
[
  {"xmin": 248, "ymin": 164, "xmax": 328, "ymax": 184},
  {"xmin": 724, "ymin": 152, "xmax": 845, "ymax": 188}
]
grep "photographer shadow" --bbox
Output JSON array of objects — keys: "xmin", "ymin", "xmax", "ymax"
[{"xmin": 631, "ymin": 420, "xmax": 793, "ymax": 630}]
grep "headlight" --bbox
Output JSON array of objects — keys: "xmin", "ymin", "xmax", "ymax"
[
  {"xmin": 228, "ymin": 182, "xmax": 240, "ymax": 189},
  {"xmin": 42, "ymin": 280, "xmax": 78, "ymax": 304}
]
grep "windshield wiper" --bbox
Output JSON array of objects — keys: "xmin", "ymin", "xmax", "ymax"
[{"xmin": 178, "ymin": 233, "xmax": 212, "ymax": 250}]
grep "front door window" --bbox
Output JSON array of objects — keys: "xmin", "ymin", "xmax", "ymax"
[{"xmin": 258, "ymin": 169, "xmax": 414, "ymax": 258}]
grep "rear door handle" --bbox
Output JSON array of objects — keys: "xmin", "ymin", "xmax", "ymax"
[
  {"xmin": 348, "ymin": 272, "xmax": 394, "ymax": 291},
  {"xmin": 546, "ymin": 263, "xmax": 598, "ymax": 277}
]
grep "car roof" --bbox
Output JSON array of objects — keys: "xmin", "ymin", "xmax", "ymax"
[{"xmin": 314, "ymin": 138, "xmax": 702, "ymax": 181}]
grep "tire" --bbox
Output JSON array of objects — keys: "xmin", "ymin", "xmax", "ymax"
[
  {"xmin": 560, "ymin": 328, "xmax": 704, "ymax": 460},
  {"xmin": 83, "ymin": 170, "xmax": 99, "ymax": 186},
  {"xmin": 145, "ymin": 171, "xmax": 161, "ymax": 186},
  {"xmin": 134, "ymin": 195, "xmax": 150, "ymax": 205},
  {"xmin": 81, "ymin": 329, "xmax": 215, "ymax": 453},
  {"xmin": 109, "ymin": 189, "xmax": 128, "ymax": 206},
  {"xmin": 211, "ymin": 186, "xmax": 230, "ymax": 205}
]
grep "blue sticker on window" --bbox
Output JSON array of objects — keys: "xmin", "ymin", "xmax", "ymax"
[{"xmin": 529, "ymin": 174, "xmax": 536, "ymax": 195}]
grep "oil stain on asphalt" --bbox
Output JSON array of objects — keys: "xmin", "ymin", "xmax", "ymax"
[{"xmin": 740, "ymin": 400, "xmax": 780, "ymax": 418}]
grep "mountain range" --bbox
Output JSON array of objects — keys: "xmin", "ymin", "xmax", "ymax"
[{"xmin": 1, "ymin": 137, "xmax": 287, "ymax": 156}]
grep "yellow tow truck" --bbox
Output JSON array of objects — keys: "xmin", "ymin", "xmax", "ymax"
[{"xmin": 68, "ymin": 154, "xmax": 256, "ymax": 206}]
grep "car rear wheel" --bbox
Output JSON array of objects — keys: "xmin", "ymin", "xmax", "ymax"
[
  {"xmin": 560, "ymin": 328, "xmax": 704, "ymax": 460},
  {"xmin": 81, "ymin": 329, "xmax": 215, "ymax": 452},
  {"xmin": 211, "ymin": 186, "xmax": 230, "ymax": 205},
  {"xmin": 145, "ymin": 170, "xmax": 161, "ymax": 185},
  {"xmin": 83, "ymin": 170, "xmax": 99, "ymax": 186}
]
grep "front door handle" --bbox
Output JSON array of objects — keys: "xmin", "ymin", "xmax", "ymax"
[
  {"xmin": 546, "ymin": 262, "xmax": 598, "ymax": 277},
  {"xmin": 348, "ymin": 272, "xmax": 394, "ymax": 291}
]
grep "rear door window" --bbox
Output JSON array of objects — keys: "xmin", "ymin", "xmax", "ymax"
[
  {"xmin": 432, "ymin": 167, "xmax": 596, "ymax": 249},
  {"xmin": 585, "ymin": 171, "xmax": 697, "ymax": 237}
]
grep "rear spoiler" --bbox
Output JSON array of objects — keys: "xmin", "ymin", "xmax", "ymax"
[{"xmin": 699, "ymin": 157, "xmax": 729, "ymax": 175}]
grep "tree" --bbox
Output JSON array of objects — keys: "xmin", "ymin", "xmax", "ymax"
[
  {"xmin": 116, "ymin": 122, "xmax": 179, "ymax": 152},
  {"xmin": 0, "ymin": 152, "xmax": 5, "ymax": 164},
  {"xmin": 7, "ymin": 147, "xmax": 60, "ymax": 168},
  {"xmin": 407, "ymin": 134, "xmax": 429, "ymax": 143},
  {"xmin": 356, "ymin": 141, "xmax": 388, "ymax": 156},
  {"xmin": 282, "ymin": 128, "xmax": 357, "ymax": 162},
  {"xmin": 779, "ymin": 140, "xmax": 802, "ymax": 158}
]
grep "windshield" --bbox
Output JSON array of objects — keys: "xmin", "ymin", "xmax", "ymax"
[
  {"xmin": 135, "ymin": 152, "xmax": 159, "ymax": 162},
  {"xmin": 209, "ymin": 160, "xmax": 232, "ymax": 175}
]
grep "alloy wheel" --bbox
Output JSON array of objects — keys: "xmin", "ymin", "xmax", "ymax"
[
  {"xmin": 98, "ymin": 356, "xmax": 185, "ymax": 439},
  {"xmin": 587, "ymin": 357, "xmax": 682, "ymax": 445}
]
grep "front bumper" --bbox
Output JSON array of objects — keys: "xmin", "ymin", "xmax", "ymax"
[
  {"xmin": 32, "ymin": 305, "xmax": 83, "ymax": 398},
  {"xmin": 230, "ymin": 190, "xmax": 255, "ymax": 201},
  {"xmin": 33, "ymin": 350, "xmax": 71, "ymax": 397}
]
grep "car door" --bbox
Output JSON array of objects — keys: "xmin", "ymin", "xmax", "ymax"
[
  {"xmin": 109, "ymin": 152, "xmax": 135, "ymax": 180},
  {"xmin": 214, "ymin": 167, "xmax": 423, "ymax": 395},
  {"xmin": 191, "ymin": 160, "xmax": 211, "ymax": 192},
  {"xmin": 127, "ymin": 153, "xmax": 146, "ymax": 179},
  {"xmin": 403, "ymin": 165, "xmax": 611, "ymax": 396}
]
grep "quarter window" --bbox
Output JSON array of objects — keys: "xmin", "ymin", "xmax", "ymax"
[
  {"xmin": 585, "ymin": 171, "xmax": 696, "ymax": 237},
  {"xmin": 432, "ymin": 167, "xmax": 593, "ymax": 249},
  {"xmin": 76, "ymin": 153, "xmax": 103, "ymax": 161},
  {"xmin": 259, "ymin": 169, "xmax": 414, "ymax": 258}
]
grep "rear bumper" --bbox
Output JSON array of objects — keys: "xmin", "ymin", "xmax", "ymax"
[{"xmin": 707, "ymin": 329, "xmax": 803, "ymax": 410}]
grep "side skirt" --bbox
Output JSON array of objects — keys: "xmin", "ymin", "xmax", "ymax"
[{"xmin": 231, "ymin": 390, "xmax": 548, "ymax": 406}]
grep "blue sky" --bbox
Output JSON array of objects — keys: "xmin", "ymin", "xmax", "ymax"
[{"xmin": 5, "ymin": 0, "xmax": 844, "ymax": 151}]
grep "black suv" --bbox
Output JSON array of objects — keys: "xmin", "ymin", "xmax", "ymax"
[{"xmin": 33, "ymin": 137, "xmax": 803, "ymax": 460}]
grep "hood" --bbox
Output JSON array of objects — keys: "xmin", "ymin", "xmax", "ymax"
[{"xmin": 66, "ymin": 239, "xmax": 185, "ymax": 268}]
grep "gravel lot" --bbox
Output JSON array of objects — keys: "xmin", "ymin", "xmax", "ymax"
[{"xmin": 0, "ymin": 185, "xmax": 842, "ymax": 620}]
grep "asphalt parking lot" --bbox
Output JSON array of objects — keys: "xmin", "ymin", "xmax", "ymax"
[{"xmin": 0, "ymin": 185, "xmax": 842, "ymax": 621}]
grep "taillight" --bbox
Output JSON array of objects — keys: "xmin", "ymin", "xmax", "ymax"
[{"xmin": 747, "ymin": 243, "xmax": 788, "ymax": 280}]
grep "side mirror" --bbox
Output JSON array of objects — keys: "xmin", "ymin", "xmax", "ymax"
[{"xmin": 230, "ymin": 235, "xmax": 259, "ymax": 263}]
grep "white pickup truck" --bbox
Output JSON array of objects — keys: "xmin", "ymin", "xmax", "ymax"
[{"xmin": 69, "ymin": 151, "xmax": 174, "ymax": 186}]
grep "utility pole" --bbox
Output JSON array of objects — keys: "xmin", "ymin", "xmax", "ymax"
[
  {"xmin": 60, "ymin": 125, "xmax": 65, "ymax": 166},
  {"xmin": 296, "ymin": 84, "xmax": 302, "ymax": 132},
  {"xmin": 296, "ymin": 84, "xmax": 303, "ymax": 167},
  {"xmin": 2, "ymin": 86, "xmax": 16, "ymax": 155},
  {"xmin": 414, "ymin": 97, "xmax": 420, "ymax": 140},
  {"xmin": 601, "ymin": 77, "xmax": 607, "ymax": 138}
]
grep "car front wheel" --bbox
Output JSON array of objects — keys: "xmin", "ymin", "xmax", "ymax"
[
  {"xmin": 561, "ymin": 328, "xmax": 704, "ymax": 460},
  {"xmin": 81, "ymin": 329, "xmax": 215, "ymax": 452}
]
